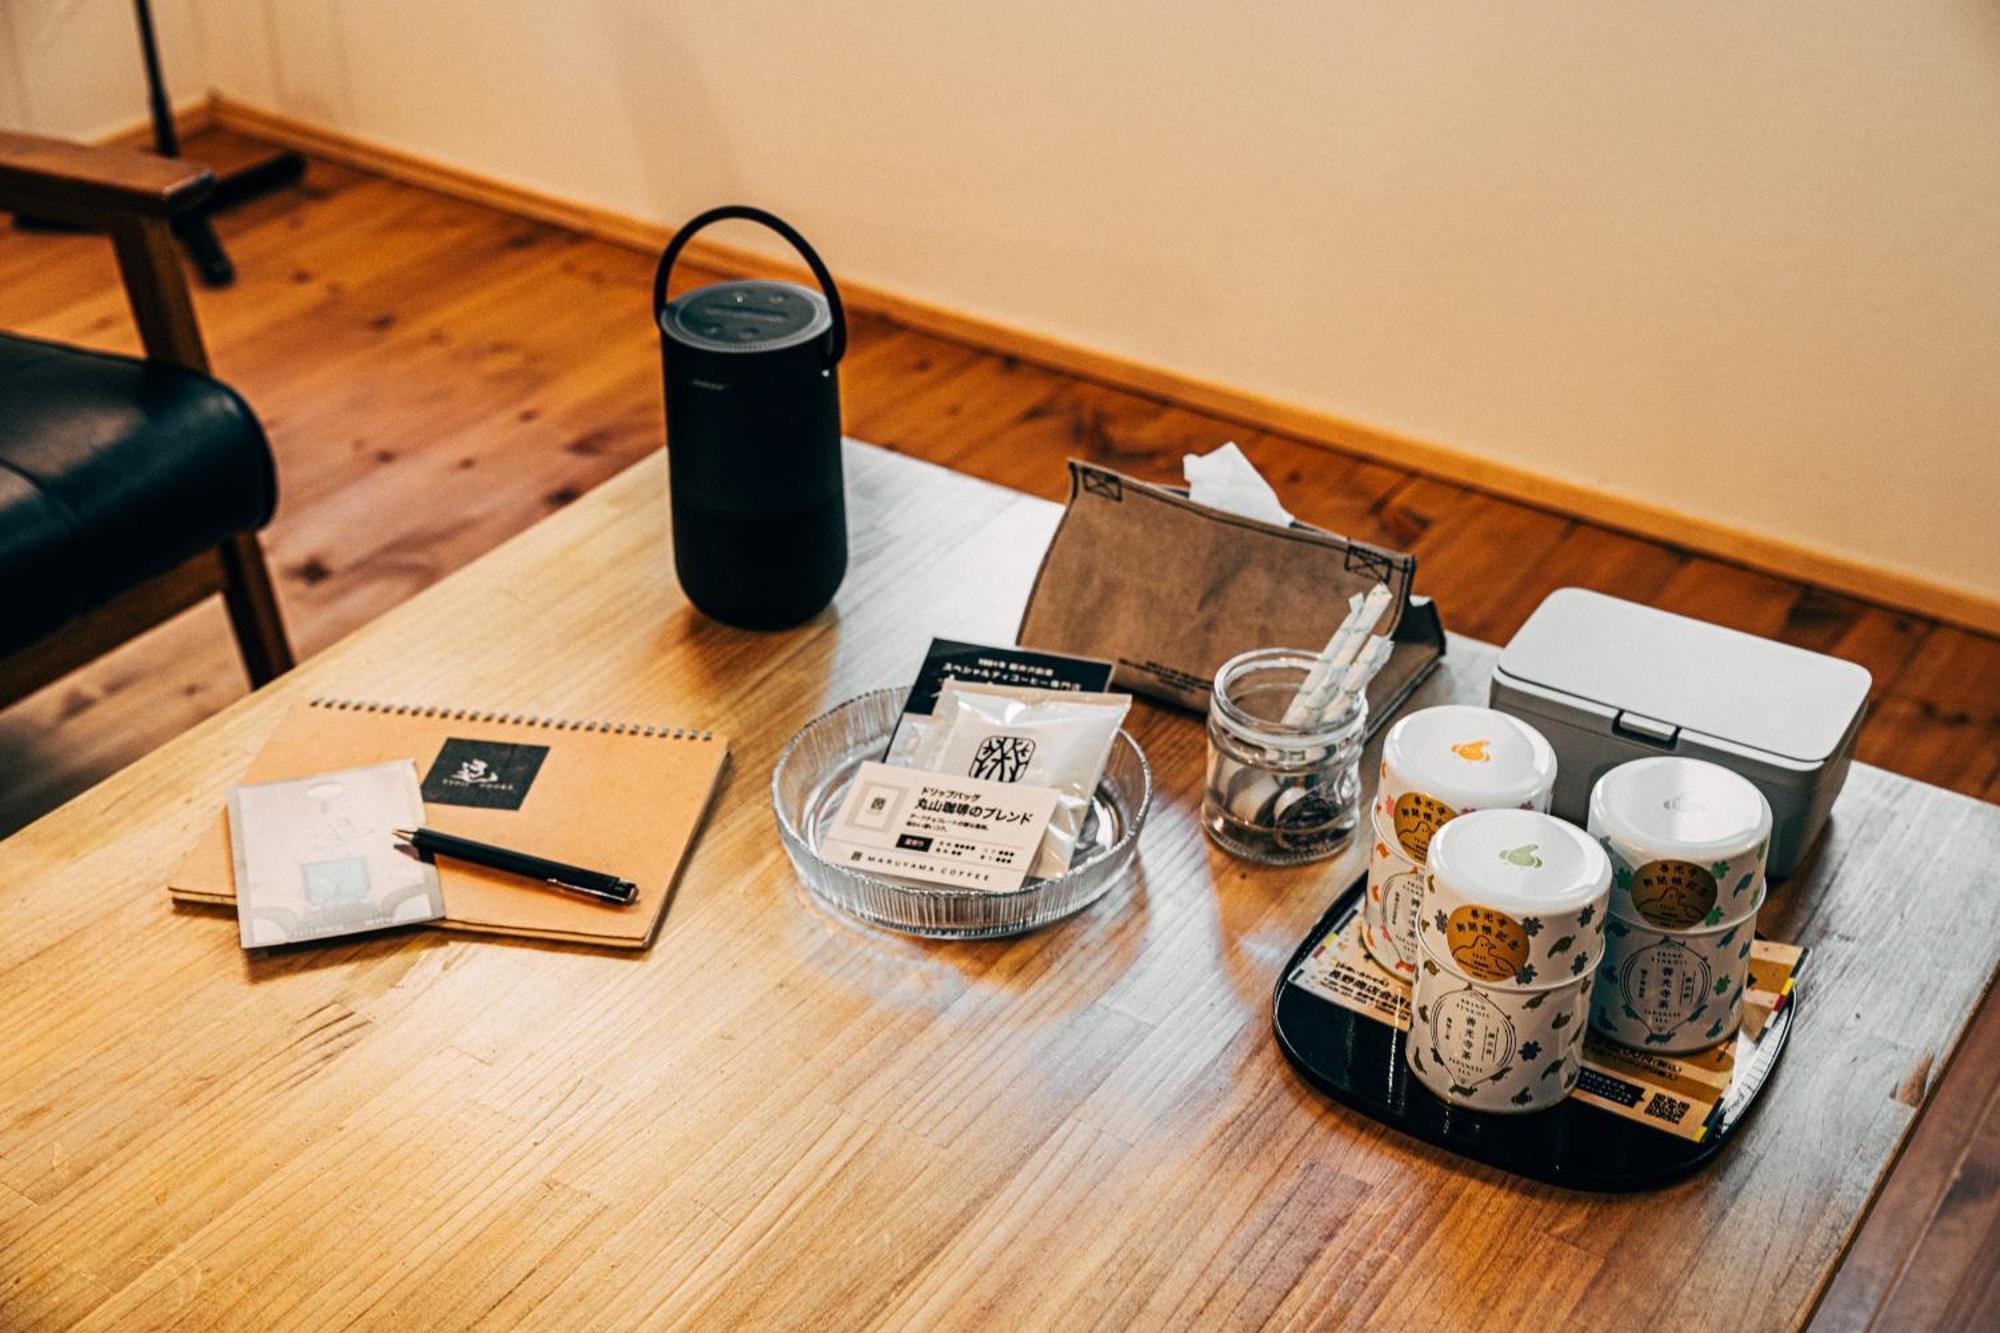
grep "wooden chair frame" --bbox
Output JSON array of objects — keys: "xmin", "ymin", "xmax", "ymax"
[{"xmin": 0, "ymin": 129, "xmax": 294, "ymax": 710}]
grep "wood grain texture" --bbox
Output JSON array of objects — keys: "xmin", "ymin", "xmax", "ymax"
[
  {"xmin": 1, "ymin": 127, "xmax": 1996, "ymax": 1326},
  {"xmin": 1814, "ymin": 978, "xmax": 2000, "ymax": 1332},
  {"xmin": 0, "ymin": 128, "xmax": 212, "ymax": 223},
  {"xmin": 108, "ymin": 215, "xmax": 210, "ymax": 370},
  {"xmin": 0, "ymin": 444, "xmax": 1995, "ymax": 1331}
]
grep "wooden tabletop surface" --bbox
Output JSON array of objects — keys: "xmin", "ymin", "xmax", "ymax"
[{"xmin": 2, "ymin": 444, "xmax": 1994, "ymax": 1330}]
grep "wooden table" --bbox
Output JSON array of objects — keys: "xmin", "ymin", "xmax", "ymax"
[{"xmin": 3, "ymin": 444, "xmax": 1995, "ymax": 1330}]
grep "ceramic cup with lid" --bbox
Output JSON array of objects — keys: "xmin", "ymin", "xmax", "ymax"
[
  {"xmin": 1416, "ymin": 809, "xmax": 1613, "ymax": 987},
  {"xmin": 1376, "ymin": 705, "xmax": 1557, "ymax": 864},
  {"xmin": 1408, "ymin": 928, "xmax": 1595, "ymax": 1114},
  {"xmin": 1362, "ymin": 815, "xmax": 1425, "ymax": 977},
  {"xmin": 1588, "ymin": 756, "xmax": 1772, "ymax": 930},
  {"xmin": 1590, "ymin": 891, "xmax": 1764, "ymax": 1052}
]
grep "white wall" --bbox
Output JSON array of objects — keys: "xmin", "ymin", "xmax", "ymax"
[
  {"xmin": 0, "ymin": 0, "xmax": 208, "ymax": 139},
  {"xmin": 17, "ymin": 2, "xmax": 2000, "ymax": 599}
]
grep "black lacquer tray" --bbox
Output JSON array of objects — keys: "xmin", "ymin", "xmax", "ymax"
[{"xmin": 1272, "ymin": 874, "xmax": 1796, "ymax": 1192}]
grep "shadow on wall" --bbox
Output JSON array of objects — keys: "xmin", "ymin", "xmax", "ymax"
[
  {"xmin": 601, "ymin": 0, "xmax": 748, "ymax": 230},
  {"xmin": 590, "ymin": 0, "xmax": 1195, "ymax": 344}
]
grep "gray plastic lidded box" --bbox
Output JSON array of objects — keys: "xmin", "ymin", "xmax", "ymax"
[{"xmin": 1488, "ymin": 588, "xmax": 1872, "ymax": 879}]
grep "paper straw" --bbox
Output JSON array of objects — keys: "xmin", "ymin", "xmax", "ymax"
[
  {"xmin": 1284, "ymin": 594, "xmax": 1362, "ymax": 725},
  {"xmin": 1318, "ymin": 635, "xmax": 1393, "ymax": 725},
  {"xmin": 1285, "ymin": 584, "xmax": 1392, "ymax": 725}
]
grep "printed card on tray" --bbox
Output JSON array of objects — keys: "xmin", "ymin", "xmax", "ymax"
[{"xmin": 820, "ymin": 761, "xmax": 1060, "ymax": 892}]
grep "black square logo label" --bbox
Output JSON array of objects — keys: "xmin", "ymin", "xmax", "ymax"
[
  {"xmin": 968, "ymin": 734, "xmax": 1036, "ymax": 782},
  {"xmin": 421, "ymin": 737, "xmax": 550, "ymax": 810}
]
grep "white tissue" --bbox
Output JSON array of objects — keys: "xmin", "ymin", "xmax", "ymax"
[{"xmin": 1183, "ymin": 442, "xmax": 1295, "ymax": 528}]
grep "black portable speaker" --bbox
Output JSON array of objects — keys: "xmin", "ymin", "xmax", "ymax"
[{"xmin": 653, "ymin": 206, "xmax": 847, "ymax": 629}]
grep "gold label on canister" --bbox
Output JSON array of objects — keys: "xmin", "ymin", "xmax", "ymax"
[
  {"xmin": 1629, "ymin": 859, "xmax": 1719, "ymax": 929},
  {"xmin": 1444, "ymin": 905, "xmax": 1530, "ymax": 982},
  {"xmin": 1393, "ymin": 792, "xmax": 1457, "ymax": 861}
]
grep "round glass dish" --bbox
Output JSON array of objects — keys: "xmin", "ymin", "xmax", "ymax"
[{"xmin": 771, "ymin": 688, "xmax": 1152, "ymax": 938}]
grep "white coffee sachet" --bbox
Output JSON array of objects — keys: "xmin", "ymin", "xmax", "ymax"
[
  {"xmin": 912, "ymin": 682, "xmax": 1133, "ymax": 880},
  {"xmin": 1183, "ymin": 441, "xmax": 1295, "ymax": 528}
]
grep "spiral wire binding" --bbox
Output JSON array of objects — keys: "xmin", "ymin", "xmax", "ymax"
[{"xmin": 307, "ymin": 697, "xmax": 713, "ymax": 741}]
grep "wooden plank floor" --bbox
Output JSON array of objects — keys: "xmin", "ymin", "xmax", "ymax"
[{"xmin": 2, "ymin": 128, "xmax": 1994, "ymax": 1328}]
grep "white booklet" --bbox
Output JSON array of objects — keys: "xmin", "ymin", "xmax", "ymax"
[{"xmin": 228, "ymin": 760, "xmax": 445, "ymax": 948}]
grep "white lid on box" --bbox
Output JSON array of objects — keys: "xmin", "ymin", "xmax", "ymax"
[
  {"xmin": 1590, "ymin": 756, "xmax": 1772, "ymax": 863},
  {"xmin": 1495, "ymin": 588, "xmax": 1871, "ymax": 764},
  {"xmin": 1380, "ymin": 704, "xmax": 1557, "ymax": 813},
  {"xmin": 1427, "ymin": 809, "xmax": 1610, "ymax": 919}
]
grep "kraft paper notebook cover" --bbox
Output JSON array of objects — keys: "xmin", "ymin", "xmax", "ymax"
[{"xmin": 170, "ymin": 697, "xmax": 729, "ymax": 949}]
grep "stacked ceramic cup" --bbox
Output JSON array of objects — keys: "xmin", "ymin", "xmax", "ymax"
[
  {"xmin": 1406, "ymin": 809, "xmax": 1612, "ymax": 1112},
  {"xmin": 1587, "ymin": 757, "xmax": 1773, "ymax": 1053},
  {"xmin": 1364, "ymin": 705, "xmax": 1558, "ymax": 979}
]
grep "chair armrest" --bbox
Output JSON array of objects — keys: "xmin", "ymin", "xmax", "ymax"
[{"xmin": 0, "ymin": 129, "xmax": 212, "ymax": 224}]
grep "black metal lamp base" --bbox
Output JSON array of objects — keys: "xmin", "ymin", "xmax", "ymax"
[
  {"xmin": 9, "ymin": 0, "xmax": 312, "ymax": 286},
  {"xmin": 171, "ymin": 150, "xmax": 309, "ymax": 286}
]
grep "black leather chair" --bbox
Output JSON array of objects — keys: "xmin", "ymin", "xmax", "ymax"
[{"xmin": 0, "ymin": 130, "xmax": 292, "ymax": 709}]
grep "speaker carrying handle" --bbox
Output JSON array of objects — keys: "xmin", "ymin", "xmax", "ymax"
[{"xmin": 653, "ymin": 205, "xmax": 847, "ymax": 367}]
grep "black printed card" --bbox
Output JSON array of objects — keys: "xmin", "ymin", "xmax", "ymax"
[
  {"xmin": 421, "ymin": 737, "xmax": 551, "ymax": 810},
  {"xmin": 886, "ymin": 638, "xmax": 1115, "ymax": 763},
  {"xmin": 903, "ymin": 639, "xmax": 1114, "ymax": 715}
]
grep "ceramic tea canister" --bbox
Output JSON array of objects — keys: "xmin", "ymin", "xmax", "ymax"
[
  {"xmin": 1409, "ymin": 929, "xmax": 1596, "ymax": 1114},
  {"xmin": 1587, "ymin": 757, "xmax": 1773, "ymax": 1053},
  {"xmin": 1591, "ymin": 895, "xmax": 1766, "ymax": 1053},
  {"xmin": 1590, "ymin": 756, "xmax": 1771, "ymax": 929},
  {"xmin": 1405, "ymin": 809, "xmax": 1612, "ymax": 1113},
  {"xmin": 1362, "ymin": 705, "xmax": 1558, "ymax": 977},
  {"xmin": 1376, "ymin": 706, "xmax": 1559, "ymax": 859}
]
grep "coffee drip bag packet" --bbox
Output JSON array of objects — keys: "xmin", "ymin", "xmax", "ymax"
[{"xmin": 909, "ymin": 682, "xmax": 1132, "ymax": 880}]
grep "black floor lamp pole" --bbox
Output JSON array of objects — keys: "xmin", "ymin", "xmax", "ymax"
[{"xmin": 132, "ymin": 0, "xmax": 307, "ymax": 288}]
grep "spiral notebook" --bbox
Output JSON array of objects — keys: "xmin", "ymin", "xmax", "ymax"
[{"xmin": 169, "ymin": 697, "xmax": 730, "ymax": 949}]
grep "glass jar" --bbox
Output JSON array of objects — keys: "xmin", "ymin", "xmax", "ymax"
[{"xmin": 1203, "ymin": 647, "xmax": 1368, "ymax": 865}]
